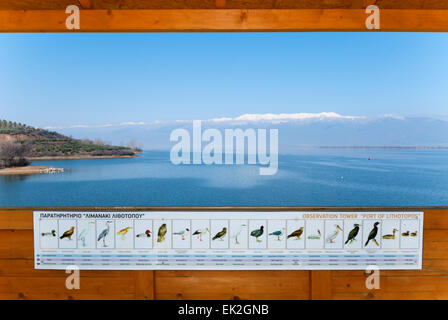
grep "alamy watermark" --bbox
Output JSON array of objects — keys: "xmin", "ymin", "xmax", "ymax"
[
  {"xmin": 65, "ymin": 5, "xmax": 80, "ymax": 30},
  {"xmin": 365, "ymin": 5, "xmax": 380, "ymax": 30},
  {"xmin": 170, "ymin": 120, "xmax": 278, "ymax": 175},
  {"xmin": 365, "ymin": 265, "xmax": 380, "ymax": 289},
  {"xmin": 65, "ymin": 265, "xmax": 80, "ymax": 290}
]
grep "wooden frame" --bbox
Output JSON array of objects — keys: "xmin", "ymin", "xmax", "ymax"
[
  {"xmin": 1, "ymin": 207, "xmax": 447, "ymax": 300},
  {"xmin": 1, "ymin": 9, "xmax": 448, "ymax": 32},
  {"xmin": 1, "ymin": 0, "xmax": 447, "ymax": 300}
]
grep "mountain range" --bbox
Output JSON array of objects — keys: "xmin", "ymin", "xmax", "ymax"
[{"xmin": 46, "ymin": 113, "xmax": 448, "ymax": 151}]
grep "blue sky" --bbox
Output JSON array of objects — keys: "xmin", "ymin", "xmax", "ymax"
[{"xmin": 1, "ymin": 33, "xmax": 447, "ymax": 128}]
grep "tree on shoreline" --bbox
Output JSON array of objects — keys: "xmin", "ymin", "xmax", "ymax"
[{"xmin": 0, "ymin": 141, "xmax": 29, "ymax": 168}]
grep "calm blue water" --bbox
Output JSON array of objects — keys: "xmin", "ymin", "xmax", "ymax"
[{"xmin": 1, "ymin": 149, "xmax": 447, "ymax": 207}]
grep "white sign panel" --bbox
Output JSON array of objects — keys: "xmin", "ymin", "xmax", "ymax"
[{"xmin": 34, "ymin": 211, "xmax": 423, "ymax": 270}]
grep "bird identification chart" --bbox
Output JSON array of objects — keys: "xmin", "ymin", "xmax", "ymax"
[{"xmin": 33, "ymin": 211, "xmax": 423, "ymax": 270}]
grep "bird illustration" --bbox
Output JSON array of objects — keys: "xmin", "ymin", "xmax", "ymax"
[
  {"xmin": 41, "ymin": 229, "xmax": 56, "ymax": 237},
  {"xmin": 117, "ymin": 226, "xmax": 132, "ymax": 240},
  {"xmin": 326, "ymin": 225, "xmax": 343, "ymax": 243},
  {"xmin": 212, "ymin": 227, "xmax": 227, "ymax": 241},
  {"xmin": 193, "ymin": 228, "xmax": 209, "ymax": 242},
  {"xmin": 411, "ymin": 231, "xmax": 418, "ymax": 237},
  {"xmin": 269, "ymin": 228, "xmax": 285, "ymax": 241},
  {"xmin": 287, "ymin": 227, "xmax": 304, "ymax": 240},
  {"xmin": 78, "ymin": 228, "xmax": 88, "ymax": 247},
  {"xmin": 59, "ymin": 226, "xmax": 75, "ymax": 240},
  {"xmin": 250, "ymin": 226, "xmax": 264, "ymax": 243},
  {"xmin": 365, "ymin": 222, "xmax": 380, "ymax": 247},
  {"xmin": 382, "ymin": 228, "xmax": 398, "ymax": 240},
  {"xmin": 97, "ymin": 221, "xmax": 112, "ymax": 247},
  {"xmin": 78, "ymin": 222, "xmax": 95, "ymax": 247},
  {"xmin": 307, "ymin": 229, "xmax": 321, "ymax": 240},
  {"xmin": 345, "ymin": 224, "xmax": 360, "ymax": 244},
  {"xmin": 173, "ymin": 228, "xmax": 190, "ymax": 240},
  {"xmin": 136, "ymin": 229, "xmax": 151, "ymax": 238},
  {"xmin": 231, "ymin": 224, "xmax": 246, "ymax": 245},
  {"xmin": 402, "ymin": 230, "xmax": 410, "ymax": 237},
  {"xmin": 157, "ymin": 224, "xmax": 167, "ymax": 243}
]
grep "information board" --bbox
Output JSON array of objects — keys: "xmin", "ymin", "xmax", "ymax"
[{"xmin": 34, "ymin": 211, "xmax": 423, "ymax": 270}]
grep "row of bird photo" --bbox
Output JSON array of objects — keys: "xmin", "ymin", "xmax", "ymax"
[{"xmin": 39, "ymin": 218, "xmax": 420, "ymax": 250}]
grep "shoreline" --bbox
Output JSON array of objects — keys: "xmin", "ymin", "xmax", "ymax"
[
  {"xmin": 0, "ymin": 154, "xmax": 140, "ymax": 175},
  {"xmin": 27, "ymin": 154, "xmax": 140, "ymax": 161},
  {"xmin": 0, "ymin": 165, "xmax": 64, "ymax": 176}
]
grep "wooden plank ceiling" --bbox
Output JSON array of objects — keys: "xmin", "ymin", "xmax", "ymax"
[{"xmin": 0, "ymin": 1, "xmax": 447, "ymax": 32}]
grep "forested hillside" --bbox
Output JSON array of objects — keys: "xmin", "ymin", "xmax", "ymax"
[{"xmin": 0, "ymin": 120, "xmax": 140, "ymax": 168}]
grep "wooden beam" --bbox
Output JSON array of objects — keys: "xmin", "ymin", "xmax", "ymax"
[
  {"xmin": 0, "ymin": 210, "xmax": 32, "ymax": 230},
  {"xmin": 310, "ymin": 270, "xmax": 332, "ymax": 299},
  {"xmin": 0, "ymin": 9, "xmax": 448, "ymax": 32},
  {"xmin": 134, "ymin": 271, "xmax": 155, "ymax": 300},
  {"xmin": 155, "ymin": 270, "xmax": 310, "ymax": 299},
  {"xmin": 216, "ymin": 0, "xmax": 226, "ymax": 9},
  {"xmin": 78, "ymin": 0, "xmax": 92, "ymax": 9},
  {"xmin": 2, "ymin": 0, "xmax": 448, "ymax": 10}
]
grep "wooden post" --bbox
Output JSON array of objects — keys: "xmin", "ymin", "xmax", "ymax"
[
  {"xmin": 311, "ymin": 271, "xmax": 332, "ymax": 300},
  {"xmin": 134, "ymin": 271, "xmax": 155, "ymax": 300}
]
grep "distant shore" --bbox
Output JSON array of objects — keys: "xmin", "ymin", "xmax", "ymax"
[
  {"xmin": 0, "ymin": 165, "xmax": 64, "ymax": 175},
  {"xmin": 299, "ymin": 146, "xmax": 448, "ymax": 150}
]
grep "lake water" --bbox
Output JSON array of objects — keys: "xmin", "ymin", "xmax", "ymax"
[{"xmin": 1, "ymin": 149, "xmax": 447, "ymax": 207}]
